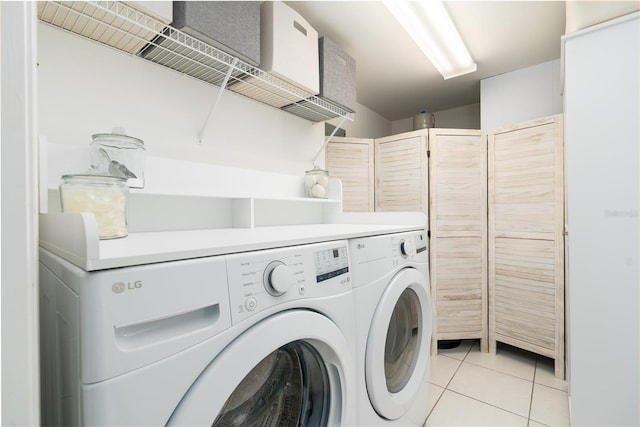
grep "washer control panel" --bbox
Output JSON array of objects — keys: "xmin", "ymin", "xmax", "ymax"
[
  {"xmin": 314, "ymin": 246, "xmax": 349, "ymax": 283},
  {"xmin": 349, "ymin": 230, "xmax": 428, "ymax": 288},
  {"xmin": 389, "ymin": 232, "xmax": 428, "ymax": 265},
  {"xmin": 397, "ymin": 232, "xmax": 428, "ymax": 259},
  {"xmin": 226, "ymin": 241, "xmax": 351, "ymax": 324},
  {"xmin": 263, "ymin": 261, "xmax": 297, "ymax": 296}
]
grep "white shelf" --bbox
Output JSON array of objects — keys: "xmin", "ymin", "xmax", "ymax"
[
  {"xmin": 48, "ymin": 188, "xmax": 344, "ymax": 232},
  {"xmin": 37, "ymin": 1, "xmax": 355, "ymax": 123},
  {"xmin": 40, "ymin": 185, "xmax": 427, "ymax": 271},
  {"xmin": 39, "ymin": 215, "xmax": 424, "ymax": 271}
]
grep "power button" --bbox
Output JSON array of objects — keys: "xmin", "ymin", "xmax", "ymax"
[{"xmin": 245, "ymin": 297, "xmax": 257, "ymax": 311}]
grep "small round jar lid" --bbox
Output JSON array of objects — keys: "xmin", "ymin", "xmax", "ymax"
[
  {"xmin": 91, "ymin": 131, "xmax": 144, "ymax": 147},
  {"xmin": 62, "ymin": 173, "xmax": 128, "ymax": 183},
  {"xmin": 305, "ymin": 165, "xmax": 328, "ymax": 174}
]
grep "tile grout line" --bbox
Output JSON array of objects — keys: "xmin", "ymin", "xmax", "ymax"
[
  {"xmin": 443, "ymin": 343, "xmax": 540, "ymax": 424},
  {"xmin": 461, "ymin": 357, "xmax": 537, "ymax": 383},
  {"xmin": 443, "ymin": 356, "xmax": 464, "ymax": 390},
  {"xmin": 459, "ymin": 342, "xmax": 533, "ymax": 421},
  {"xmin": 444, "ymin": 389, "xmax": 530, "ymax": 423},
  {"xmin": 465, "ymin": 345, "xmax": 569, "ymax": 392},
  {"xmin": 435, "ymin": 342, "xmax": 475, "ymax": 390},
  {"xmin": 527, "ymin": 356, "xmax": 538, "ymax": 426},
  {"xmin": 530, "ymin": 358, "xmax": 566, "ymax": 426},
  {"xmin": 430, "ymin": 342, "xmax": 562, "ymax": 427},
  {"xmin": 449, "ymin": 349, "xmax": 539, "ymax": 387},
  {"xmin": 425, "ymin": 385, "xmax": 444, "ymax": 422},
  {"xmin": 426, "ymin": 343, "xmax": 474, "ymax": 422}
]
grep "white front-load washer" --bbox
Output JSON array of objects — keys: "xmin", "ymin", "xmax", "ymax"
[
  {"xmin": 349, "ymin": 230, "xmax": 432, "ymax": 426},
  {"xmin": 39, "ymin": 239, "xmax": 356, "ymax": 426}
]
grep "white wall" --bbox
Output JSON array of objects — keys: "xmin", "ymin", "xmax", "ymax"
[
  {"xmin": 566, "ymin": 1, "xmax": 639, "ymax": 33},
  {"xmin": 342, "ymin": 102, "xmax": 391, "ymax": 138},
  {"xmin": 564, "ymin": 13, "xmax": 639, "ymax": 426},
  {"xmin": 481, "ymin": 59, "xmax": 562, "ymax": 130},
  {"xmin": 391, "ymin": 102, "xmax": 481, "ymax": 135},
  {"xmin": 1, "ymin": 2, "xmax": 41, "ymax": 425},
  {"xmin": 432, "ymin": 103, "xmax": 480, "ymax": 129},
  {"xmin": 38, "ymin": 22, "xmax": 395, "ymax": 186},
  {"xmin": 38, "ymin": 23, "xmax": 329, "ymax": 182},
  {"xmin": 391, "ymin": 117, "xmax": 413, "ymax": 135},
  {"xmin": 392, "ymin": 58, "xmax": 563, "ymax": 134}
]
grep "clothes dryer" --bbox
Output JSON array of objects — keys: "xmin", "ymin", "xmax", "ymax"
[
  {"xmin": 39, "ymin": 239, "xmax": 356, "ymax": 426},
  {"xmin": 349, "ymin": 230, "xmax": 432, "ymax": 426}
]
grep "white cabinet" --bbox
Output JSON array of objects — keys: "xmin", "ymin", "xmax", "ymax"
[{"xmin": 564, "ymin": 13, "xmax": 639, "ymax": 424}]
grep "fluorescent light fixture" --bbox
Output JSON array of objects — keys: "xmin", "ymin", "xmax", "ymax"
[{"xmin": 384, "ymin": 0, "xmax": 477, "ymax": 79}]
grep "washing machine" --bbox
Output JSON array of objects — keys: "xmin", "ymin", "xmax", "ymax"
[
  {"xmin": 349, "ymin": 230, "xmax": 432, "ymax": 426},
  {"xmin": 39, "ymin": 238, "xmax": 356, "ymax": 426}
]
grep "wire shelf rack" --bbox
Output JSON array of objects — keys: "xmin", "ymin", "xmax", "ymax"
[{"xmin": 37, "ymin": 1, "xmax": 355, "ymax": 123}]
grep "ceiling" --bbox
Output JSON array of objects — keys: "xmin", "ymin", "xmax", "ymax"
[{"xmin": 286, "ymin": 1, "xmax": 567, "ymax": 121}]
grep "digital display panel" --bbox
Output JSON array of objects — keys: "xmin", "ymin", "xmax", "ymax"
[{"xmin": 314, "ymin": 246, "xmax": 349, "ymax": 283}]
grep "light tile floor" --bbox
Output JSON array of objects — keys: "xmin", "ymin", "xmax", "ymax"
[{"xmin": 425, "ymin": 340, "xmax": 571, "ymax": 427}]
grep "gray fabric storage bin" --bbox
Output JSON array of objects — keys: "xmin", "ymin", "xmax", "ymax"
[
  {"xmin": 319, "ymin": 37, "xmax": 357, "ymax": 112},
  {"xmin": 172, "ymin": 1, "xmax": 260, "ymax": 66}
]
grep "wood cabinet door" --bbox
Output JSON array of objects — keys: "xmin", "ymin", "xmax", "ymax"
[
  {"xmin": 326, "ymin": 137, "xmax": 374, "ymax": 212},
  {"xmin": 488, "ymin": 114, "xmax": 565, "ymax": 378},
  {"xmin": 429, "ymin": 129, "xmax": 487, "ymax": 353},
  {"xmin": 375, "ymin": 130, "xmax": 428, "ymax": 215}
]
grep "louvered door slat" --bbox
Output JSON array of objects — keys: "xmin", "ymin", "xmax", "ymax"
[
  {"xmin": 326, "ymin": 137, "xmax": 374, "ymax": 213},
  {"xmin": 429, "ymin": 129, "xmax": 487, "ymax": 353},
  {"xmin": 488, "ymin": 114, "xmax": 565, "ymax": 379},
  {"xmin": 375, "ymin": 131, "xmax": 428, "ymax": 214}
]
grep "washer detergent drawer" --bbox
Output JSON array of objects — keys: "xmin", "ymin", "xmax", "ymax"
[{"xmin": 81, "ymin": 256, "xmax": 231, "ymax": 383}]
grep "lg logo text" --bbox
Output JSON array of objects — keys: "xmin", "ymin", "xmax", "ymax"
[{"xmin": 112, "ymin": 281, "xmax": 142, "ymax": 293}]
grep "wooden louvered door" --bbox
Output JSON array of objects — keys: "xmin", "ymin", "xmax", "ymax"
[
  {"xmin": 429, "ymin": 129, "xmax": 487, "ymax": 355},
  {"xmin": 375, "ymin": 130, "xmax": 428, "ymax": 215},
  {"xmin": 488, "ymin": 114, "xmax": 565, "ymax": 379},
  {"xmin": 326, "ymin": 137, "xmax": 374, "ymax": 212}
]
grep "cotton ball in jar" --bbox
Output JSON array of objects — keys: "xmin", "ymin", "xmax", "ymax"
[
  {"xmin": 317, "ymin": 174, "xmax": 329, "ymax": 188},
  {"xmin": 310, "ymin": 184, "xmax": 327, "ymax": 198},
  {"xmin": 304, "ymin": 173, "xmax": 318, "ymax": 188},
  {"xmin": 304, "ymin": 165, "xmax": 329, "ymax": 198}
]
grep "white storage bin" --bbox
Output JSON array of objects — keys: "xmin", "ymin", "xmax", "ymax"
[{"xmin": 260, "ymin": 1, "xmax": 319, "ymax": 95}]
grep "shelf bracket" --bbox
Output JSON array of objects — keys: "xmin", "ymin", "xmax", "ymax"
[
  {"xmin": 198, "ymin": 57, "xmax": 239, "ymax": 143},
  {"xmin": 311, "ymin": 115, "xmax": 348, "ymax": 165}
]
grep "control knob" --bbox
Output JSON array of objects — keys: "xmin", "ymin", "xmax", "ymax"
[
  {"xmin": 264, "ymin": 261, "xmax": 296, "ymax": 296},
  {"xmin": 400, "ymin": 238, "xmax": 417, "ymax": 257}
]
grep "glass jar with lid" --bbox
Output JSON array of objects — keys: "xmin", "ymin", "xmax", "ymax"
[
  {"xmin": 60, "ymin": 174, "xmax": 129, "ymax": 239},
  {"xmin": 304, "ymin": 165, "xmax": 330, "ymax": 199},
  {"xmin": 90, "ymin": 128, "xmax": 145, "ymax": 188}
]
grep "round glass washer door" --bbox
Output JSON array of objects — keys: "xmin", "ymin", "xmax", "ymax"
[
  {"xmin": 167, "ymin": 310, "xmax": 353, "ymax": 427},
  {"xmin": 212, "ymin": 341, "xmax": 327, "ymax": 426},
  {"xmin": 365, "ymin": 267, "xmax": 432, "ymax": 420}
]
